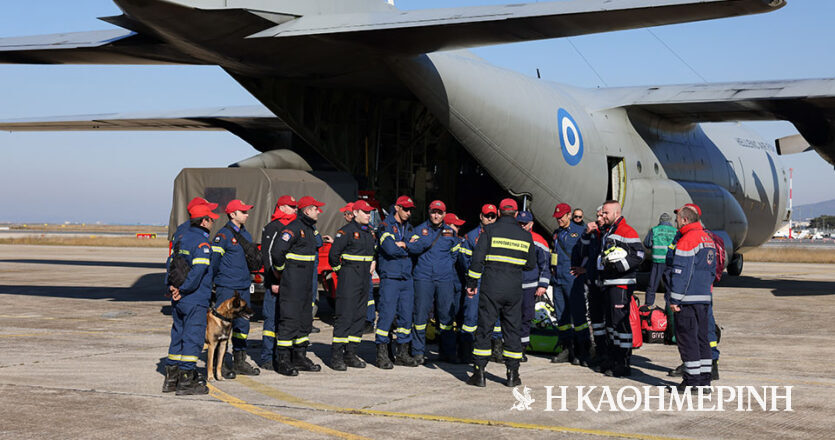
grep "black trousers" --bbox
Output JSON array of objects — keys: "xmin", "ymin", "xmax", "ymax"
[
  {"xmin": 604, "ymin": 285, "xmax": 633, "ymax": 367},
  {"xmin": 588, "ymin": 282, "xmax": 608, "ymax": 351},
  {"xmin": 333, "ymin": 264, "xmax": 370, "ymax": 346},
  {"xmin": 473, "ymin": 268, "xmax": 523, "ymax": 368},
  {"xmin": 675, "ymin": 303, "xmax": 711, "ymax": 386},
  {"xmin": 277, "ymin": 262, "xmax": 314, "ymax": 350}
]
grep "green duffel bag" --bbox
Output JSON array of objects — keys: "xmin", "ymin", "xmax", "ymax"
[{"xmin": 528, "ymin": 296, "xmax": 563, "ymax": 354}]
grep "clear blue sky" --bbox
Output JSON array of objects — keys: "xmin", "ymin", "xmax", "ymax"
[{"xmin": 1, "ymin": 0, "xmax": 833, "ymax": 224}]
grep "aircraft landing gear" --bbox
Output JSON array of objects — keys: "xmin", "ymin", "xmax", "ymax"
[{"xmin": 727, "ymin": 253, "xmax": 743, "ymax": 276}]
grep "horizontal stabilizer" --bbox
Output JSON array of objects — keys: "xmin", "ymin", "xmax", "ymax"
[
  {"xmin": 602, "ymin": 78, "xmax": 835, "ymax": 165},
  {"xmin": 249, "ymin": 0, "xmax": 785, "ymax": 53}
]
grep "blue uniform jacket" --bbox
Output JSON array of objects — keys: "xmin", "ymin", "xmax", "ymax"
[
  {"xmin": 210, "ymin": 221, "xmax": 253, "ymax": 290},
  {"xmin": 410, "ymin": 220, "xmax": 460, "ymax": 282},
  {"xmin": 167, "ymin": 225, "xmax": 213, "ymax": 305},
  {"xmin": 376, "ymin": 216, "xmax": 415, "ymax": 280},
  {"xmin": 524, "ymin": 231, "xmax": 552, "ymax": 289},
  {"xmin": 669, "ymin": 222, "xmax": 716, "ymax": 305},
  {"xmin": 551, "ymin": 221, "xmax": 585, "ymax": 285},
  {"xmin": 458, "ymin": 225, "xmax": 485, "ymax": 270}
]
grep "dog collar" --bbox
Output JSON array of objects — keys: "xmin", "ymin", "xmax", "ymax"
[{"xmin": 210, "ymin": 307, "xmax": 233, "ymax": 323}]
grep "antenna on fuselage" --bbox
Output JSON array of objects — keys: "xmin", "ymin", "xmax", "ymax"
[{"xmin": 536, "ymin": 68, "xmax": 541, "ymax": 79}]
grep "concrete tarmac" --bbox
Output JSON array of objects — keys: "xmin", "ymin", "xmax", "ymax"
[{"xmin": 1, "ymin": 245, "xmax": 833, "ymax": 439}]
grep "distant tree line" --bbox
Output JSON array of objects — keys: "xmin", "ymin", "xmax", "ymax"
[{"xmin": 809, "ymin": 215, "xmax": 835, "ymax": 230}]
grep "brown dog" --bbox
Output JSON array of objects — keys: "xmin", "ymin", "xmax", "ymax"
[{"xmin": 204, "ymin": 291, "xmax": 253, "ymax": 381}]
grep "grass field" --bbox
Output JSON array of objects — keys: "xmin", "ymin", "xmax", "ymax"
[{"xmin": 744, "ymin": 246, "xmax": 835, "ymax": 264}]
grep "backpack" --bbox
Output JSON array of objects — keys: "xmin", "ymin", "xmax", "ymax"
[
  {"xmin": 640, "ymin": 305, "xmax": 667, "ymax": 343},
  {"xmin": 167, "ymin": 239, "xmax": 191, "ymax": 288},
  {"xmin": 706, "ymin": 230, "xmax": 726, "ymax": 283},
  {"xmin": 230, "ymin": 228, "xmax": 262, "ymax": 272},
  {"xmin": 630, "ymin": 295, "xmax": 643, "ymax": 348}
]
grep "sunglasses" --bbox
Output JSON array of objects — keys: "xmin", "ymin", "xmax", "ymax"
[
  {"xmin": 573, "ymin": 215, "xmax": 583, "ymax": 219},
  {"xmin": 398, "ymin": 206, "xmax": 413, "ymax": 212},
  {"xmin": 483, "ymin": 213, "xmax": 497, "ymax": 219}
]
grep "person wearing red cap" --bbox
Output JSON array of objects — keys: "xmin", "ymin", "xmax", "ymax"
[
  {"xmin": 465, "ymin": 199, "xmax": 536, "ymax": 387},
  {"xmin": 458, "ymin": 203, "xmax": 503, "ymax": 364},
  {"xmin": 172, "ymin": 197, "xmax": 219, "ymax": 245},
  {"xmin": 374, "ymin": 195, "xmax": 421, "ymax": 369},
  {"xmin": 269, "ymin": 196, "xmax": 326, "ymax": 376},
  {"xmin": 550, "ymin": 202, "xmax": 592, "ymax": 366},
  {"xmin": 259, "ymin": 195, "xmax": 298, "ymax": 369},
  {"xmin": 327, "ymin": 200, "xmax": 377, "ymax": 371},
  {"xmin": 411, "ymin": 199, "xmax": 463, "ymax": 364},
  {"xmin": 162, "ymin": 202, "xmax": 219, "ymax": 396},
  {"xmin": 209, "ymin": 199, "xmax": 260, "ymax": 377},
  {"xmin": 338, "ymin": 201, "xmax": 376, "ymax": 334},
  {"xmin": 595, "ymin": 200, "xmax": 646, "ymax": 377}
]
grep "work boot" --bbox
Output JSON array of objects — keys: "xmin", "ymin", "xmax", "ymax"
[
  {"xmin": 668, "ymin": 363, "xmax": 684, "ymax": 377},
  {"xmin": 221, "ymin": 358, "xmax": 237, "ymax": 380},
  {"xmin": 331, "ymin": 344, "xmax": 347, "ymax": 371},
  {"xmin": 375, "ymin": 344, "xmax": 393, "ymax": 369},
  {"xmin": 489, "ymin": 338, "xmax": 504, "ymax": 364},
  {"xmin": 712, "ymin": 360, "xmax": 719, "ymax": 380},
  {"xmin": 467, "ymin": 362, "xmax": 487, "ymax": 387},
  {"xmin": 274, "ymin": 349, "xmax": 298, "ymax": 376},
  {"xmin": 162, "ymin": 365, "xmax": 179, "ymax": 393},
  {"xmin": 257, "ymin": 359, "xmax": 274, "ymax": 372},
  {"xmin": 394, "ymin": 343, "xmax": 419, "ymax": 367},
  {"xmin": 233, "ymin": 350, "xmax": 260, "ymax": 376},
  {"xmin": 363, "ymin": 321, "xmax": 375, "ymax": 334},
  {"xmin": 344, "ymin": 343, "xmax": 366, "ymax": 368},
  {"xmin": 175, "ymin": 369, "xmax": 209, "ymax": 396},
  {"xmin": 604, "ymin": 363, "xmax": 632, "ymax": 378},
  {"xmin": 550, "ymin": 344, "xmax": 571, "ymax": 363},
  {"xmin": 412, "ymin": 353, "xmax": 426, "ymax": 366},
  {"xmin": 506, "ymin": 367, "xmax": 522, "ymax": 387},
  {"xmin": 292, "ymin": 347, "xmax": 322, "ymax": 372}
]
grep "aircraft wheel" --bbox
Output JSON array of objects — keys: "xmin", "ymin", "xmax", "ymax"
[{"xmin": 727, "ymin": 254, "xmax": 743, "ymax": 276}]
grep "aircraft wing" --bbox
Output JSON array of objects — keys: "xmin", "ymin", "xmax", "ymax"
[
  {"xmin": 600, "ymin": 78, "xmax": 835, "ymax": 165},
  {"xmin": 0, "ymin": 29, "xmax": 206, "ymax": 65},
  {"xmin": 248, "ymin": 0, "xmax": 785, "ymax": 53}
]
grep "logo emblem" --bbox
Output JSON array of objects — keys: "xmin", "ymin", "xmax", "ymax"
[
  {"xmin": 510, "ymin": 386, "xmax": 535, "ymax": 411},
  {"xmin": 557, "ymin": 108, "xmax": 583, "ymax": 166},
  {"xmin": 231, "ymin": 237, "xmax": 237, "ymax": 245},
  {"xmin": 353, "ymin": 231, "xmax": 360, "ymax": 240}
]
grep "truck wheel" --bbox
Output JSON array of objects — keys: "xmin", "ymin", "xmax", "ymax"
[{"xmin": 727, "ymin": 254, "xmax": 743, "ymax": 276}]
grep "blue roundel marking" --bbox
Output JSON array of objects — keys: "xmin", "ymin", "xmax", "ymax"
[{"xmin": 558, "ymin": 108, "xmax": 583, "ymax": 166}]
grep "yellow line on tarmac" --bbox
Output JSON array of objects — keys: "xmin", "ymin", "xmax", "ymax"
[
  {"xmin": 235, "ymin": 377, "xmax": 686, "ymax": 440},
  {"xmin": 208, "ymin": 384, "xmax": 370, "ymax": 440}
]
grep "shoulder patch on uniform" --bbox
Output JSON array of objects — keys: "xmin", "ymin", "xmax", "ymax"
[
  {"xmin": 198, "ymin": 242, "xmax": 210, "ymax": 248},
  {"xmin": 353, "ymin": 231, "xmax": 361, "ymax": 240},
  {"xmin": 213, "ymin": 235, "xmax": 221, "ymax": 243},
  {"xmin": 218, "ymin": 233, "xmax": 226, "ymax": 240},
  {"xmin": 421, "ymin": 228, "xmax": 429, "ymax": 236},
  {"xmin": 335, "ymin": 229, "xmax": 344, "ymax": 238},
  {"xmin": 281, "ymin": 231, "xmax": 293, "ymax": 241},
  {"xmin": 203, "ymin": 247, "xmax": 211, "ymax": 254}
]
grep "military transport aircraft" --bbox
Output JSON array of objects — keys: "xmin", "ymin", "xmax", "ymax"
[{"xmin": 2, "ymin": 0, "xmax": 834, "ymax": 276}]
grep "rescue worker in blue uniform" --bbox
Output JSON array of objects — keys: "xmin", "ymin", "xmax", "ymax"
[
  {"xmin": 374, "ymin": 196, "xmax": 421, "ymax": 369},
  {"xmin": 411, "ymin": 200, "xmax": 462, "ymax": 364},
  {"xmin": 270, "ymin": 196, "xmax": 325, "ymax": 376},
  {"xmin": 163, "ymin": 203, "xmax": 217, "ymax": 395},
  {"xmin": 643, "ymin": 213, "xmax": 677, "ymax": 307},
  {"xmin": 668, "ymin": 204, "xmax": 716, "ymax": 391},
  {"xmin": 516, "ymin": 211, "xmax": 551, "ymax": 362},
  {"xmin": 466, "ymin": 199, "xmax": 536, "ymax": 388},
  {"xmin": 458, "ymin": 204, "xmax": 503, "ymax": 363},
  {"xmin": 259, "ymin": 195, "xmax": 297, "ymax": 369},
  {"xmin": 172, "ymin": 197, "xmax": 217, "ymax": 244},
  {"xmin": 550, "ymin": 203, "xmax": 590, "ymax": 365},
  {"xmin": 328, "ymin": 200, "xmax": 377, "ymax": 371},
  {"xmin": 444, "ymin": 212, "xmax": 467, "ymax": 348},
  {"xmin": 210, "ymin": 199, "xmax": 260, "ymax": 376},
  {"xmin": 573, "ymin": 206, "xmax": 610, "ymax": 370}
]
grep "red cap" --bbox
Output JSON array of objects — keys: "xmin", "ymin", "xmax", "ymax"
[
  {"xmin": 429, "ymin": 200, "xmax": 447, "ymax": 212},
  {"xmin": 481, "ymin": 204, "xmax": 498, "ymax": 215},
  {"xmin": 225, "ymin": 199, "xmax": 253, "ymax": 214},
  {"xmin": 276, "ymin": 195, "xmax": 297, "ymax": 207},
  {"xmin": 499, "ymin": 198, "xmax": 518, "ymax": 211},
  {"xmin": 444, "ymin": 213, "xmax": 466, "ymax": 226},
  {"xmin": 352, "ymin": 200, "xmax": 374, "ymax": 212},
  {"xmin": 339, "ymin": 202, "xmax": 354, "ymax": 213},
  {"xmin": 189, "ymin": 204, "xmax": 219, "ymax": 220},
  {"xmin": 675, "ymin": 203, "xmax": 702, "ymax": 216},
  {"xmin": 396, "ymin": 195, "xmax": 415, "ymax": 208},
  {"xmin": 553, "ymin": 203, "xmax": 571, "ymax": 219},
  {"xmin": 187, "ymin": 197, "xmax": 218, "ymax": 211},
  {"xmin": 298, "ymin": 196, "xmax": 325, "ymax": 210}
]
